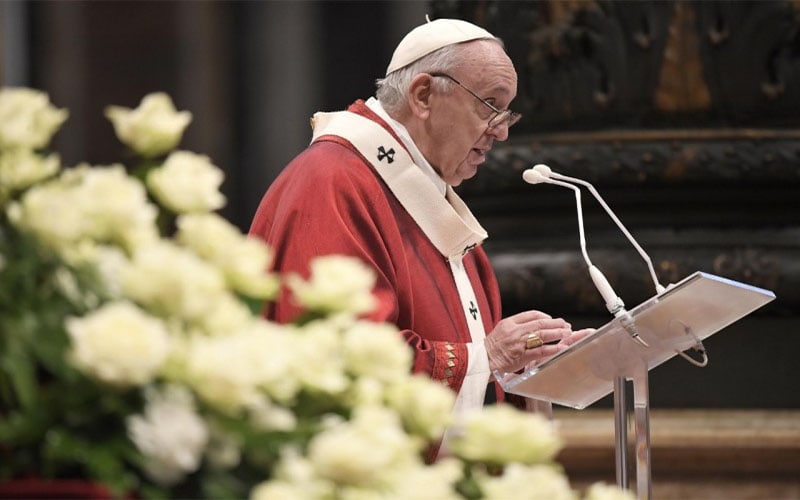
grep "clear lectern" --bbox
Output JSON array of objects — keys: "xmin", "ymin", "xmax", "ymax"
[{"xmin": 495, "ymin": 271, "xmax": 776, "ymax": 499}]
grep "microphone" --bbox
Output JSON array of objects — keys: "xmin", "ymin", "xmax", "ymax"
[
  {"xmin": 531, "ymin": 165, "xmax": 665, "ymax": 296},
  {"xmin": 523, "ymin": 164, "xmax": 661, "ymax": 347}
]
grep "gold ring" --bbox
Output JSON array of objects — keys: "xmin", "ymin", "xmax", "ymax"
[{"xmin": 526, "ymin": 332, "xmax": 544, "ymax": 350}]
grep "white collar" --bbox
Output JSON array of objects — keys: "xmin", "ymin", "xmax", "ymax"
[
  {"xmin": 365, "ymin": 97, "xmax": 448, "ymax": 197},
  {"xmin": 311, "ymin": 110, "xmax": 487, "ymax": 260}
]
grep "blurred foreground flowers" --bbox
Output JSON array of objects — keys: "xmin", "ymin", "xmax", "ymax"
[{"xmin": 0, "ymin": 87, "xmax": 632, "ymax": 500}]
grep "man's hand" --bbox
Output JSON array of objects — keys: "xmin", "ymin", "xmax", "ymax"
[{"xmin": 484, "ymin": 310, "xmax": 593, "ymax": 374}]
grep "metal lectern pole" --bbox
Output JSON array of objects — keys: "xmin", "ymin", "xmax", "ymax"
[
  {"xmin": 633, "ymin": 363, "xmax": 652, "ymax": 500},
  {"xmin": 613, "ymin": 376, "xmax": 628, "ymax": 490}
]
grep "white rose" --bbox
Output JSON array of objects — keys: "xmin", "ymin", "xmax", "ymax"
[
  {"xmin": 122, "ymin": 241, "xmax": 227, "ymax": 323},
  {"xmin": 0, "ymin": 87, "xmax": 68, "ymax": 150},
  {"xmin": 385, "ymin": 374, "xmax": 455, "ymax": 441},
  {"xmin": 271, "ymin": 447, "xmax": 317, "ymax": 483},
  {"xmin": 193, "ymin": 292, "xmax": 254, "ymax": 337},
  {"xmin": 246, "ymin": 398, "xmax": 297, "ymax": 432},
  {"xmin": 66, "ymin": 301, "xmax": 170, "ymax": 386},
  {"xmin": 176, "ymin": 213, "xmax": 278, "ymax": 299},
  {"xmin": 583, "ymin": 482, "xmax": 636, "ymax": 500},
  {"xmin": 478, "ymin": 463, "xmax": 576, "ymax": 500},
  {"xmin": 65, "ymin": 164, "xmax": 159, "ymax": 251},
  {"xmin": 8, "ymin": 178, "xmax": 92, "ymax": 254},
  {"xmin": 104, "ymin": 92, "xmax": 191, "ymax": 158},
  {"xmin": 127, "ymin": 385, "xmax": 209, "ymax": 486},
  {"xmin": 146, "ymin": 150, "xmax": 225, "ymax": 214},
  {"xmin": 342, "ymin": 320, "xmax": 411, "ymax": 382},
  {"xmin": 178, "ymin": 320, "xmax": 300, "ymax": 411},
  {"xmin": 292, "ymin": 320, "xmax": 349, "ymax": 396},
  {"xmin": 344, "ymin": 377, "xmax": 385, "ymax": 407},
  {"xmin": 179, "ymin": 332, "xmax": 262, "ymax": 412},
  {"xmin": 0, "ymin": 149, "xmax": 59, "ymax": 199},
  {"xmin": 8, "ymin": 164, "xmax": 158, "ymax": 256},
  {"xmin": 308, "ymin": 405, "xmax": 420, "ymax": 487},
  {"xmin": 287, "ymin": 255, "xmax": 377, "ymax": 316},
  {"xmin": 251, "ymin": 480, "xmax": 334, "ymax": 500},
  {"xmin": 450, "ymin": 403, "xmax": 562, "ymax": 465},
  {"xmin": 84, "ymin": 244, "xmax": 130, "ymax": 300},
  {"xmin": 382, "ymin": 457, "xmax": 463, "ymax": 500}
]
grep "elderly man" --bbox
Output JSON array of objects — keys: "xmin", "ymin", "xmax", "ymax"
[{"xmin": 249, "ymin": 18, "xmax": 586, "ymax": 452}]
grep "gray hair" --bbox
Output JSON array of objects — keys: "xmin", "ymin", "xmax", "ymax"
[{"xmin": 376, "ymin": 39, "xmax": 504, "ymax": 116}]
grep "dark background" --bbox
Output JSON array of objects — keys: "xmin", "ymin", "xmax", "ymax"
[{"xmin": 2, "ymin": 0, "xmax": 798, "ymax": 409}]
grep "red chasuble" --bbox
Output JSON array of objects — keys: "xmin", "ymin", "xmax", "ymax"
[{"xmin": 249, "ymin": 100, "xmax": 507, "ymax": 403}]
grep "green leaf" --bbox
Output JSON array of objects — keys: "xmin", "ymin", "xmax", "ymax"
[{"xmin": 0, "ymin": 333, "xmax": 38, "ymax": 410}]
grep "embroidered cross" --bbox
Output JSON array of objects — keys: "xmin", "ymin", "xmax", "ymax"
[
  {"xmin": 377, "ymin": 145, "xmax": 395, "ymax": 163},
  {"xmin": 468, "ymin": 301, "xmax": 478, "ymax": 320}
]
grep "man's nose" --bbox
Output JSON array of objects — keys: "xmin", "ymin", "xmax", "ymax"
[{"xmin": 486, "ymin": 121, "xmax": 509, "ymax": 141}]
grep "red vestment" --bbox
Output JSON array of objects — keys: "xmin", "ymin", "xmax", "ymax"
[{"xmin": 249, "ymin": 100, "xmax": 508, "ymax": 403}]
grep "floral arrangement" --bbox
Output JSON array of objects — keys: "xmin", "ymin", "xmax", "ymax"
[{"xmin": 0, "ymin": 87, "xmax": 632, "ymax": 500}]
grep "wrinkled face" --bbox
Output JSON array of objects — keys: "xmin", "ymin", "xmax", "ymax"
[{"xmin": 425, "ymin": 41, "xmax": 518, "ymax": 186}]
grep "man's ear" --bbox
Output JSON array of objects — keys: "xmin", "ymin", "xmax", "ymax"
[{"xmin": 406, "ymin": 73, "xmax": 434, "ymax": 120}]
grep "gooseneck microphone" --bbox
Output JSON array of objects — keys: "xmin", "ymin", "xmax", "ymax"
[
  {"xmin": 529, "ymin": 165, "xmax": 665, "ymax": 295},
  {"xmin": 523, "ymin": 164, "xmax": 663, "ymax": 347}
]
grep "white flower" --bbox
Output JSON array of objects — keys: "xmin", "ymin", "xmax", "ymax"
[
  {"xmin": 342, "ymin": 320, "xmax": 411, "ymax": 382},
  {"xmin": 251, "ymin": 476, "xmax": 334, "ymax": 500},
  {"xmin": 84, "ymin": 244, "xmax": 130, "ymax": 300},
  {"xmin": 345, "ymin": 377, "xmax": 385, "ymax": 407},
  {"xmin": 176, "ymin": 213, "xmax": 278, "ymax": 299},
  {"xmin": 583, "ymin": 482, "xmax": 636, "ymax": 500},
  {"xmin": 477, "ymin": 463, "xmax": 576, "ymax": 500},
  {"xmin": 104, "ymin": 92, "xmax": 191, "ymax": 158},
  {"xmin": 193, "ymin": 292, "xmax": 254, "ymax": 336},
  {"xmin": 177, "ymin": 320, "xmax": 300, "ymax": 412},
  {"xmin": 450, "ymin": 403, "xmax": 562, "ymax": 465},
  {"xmin": 382, "ymin": 457, "xmax": 463, "ymax": 500},
  {"xmin": 0, "ymin": 87, "xmax": 68, "ymax": 150},
  {"xmin": 8, "ymin": 164, "xmax": 158, "ymax": 256},
  {"xmin": 287, "ymin": 255, "xmax": 377, "ymax": 316},
  {"xmin": 246, "ymin": 398, "xmax": 297, "ymax": 432},
  {"xmin": 66, "ymin": 301, "xmax": 171, "ymax": 387},
  {"xmin": 127, "ymin": 385, "xmax": 209, "ymax": 486},
  {"xmin": 250, "ymin": 446, "xmax": 337, "ymax": 499},
  {"xmin": 146, "ymin": 150, "xmax": 225, "ymax": 214},
  {"xmin": 292, "ymin": 320, "xmax": 349, "ymax": 396},
  {"xmin": 63, "ymin": 164, "xmax": 159, "ymax": 250},
  {"xmin": 7, "ymin": 177, "xmax": 94, "ymax": 253},
  {"xmin": 385, "ymin": 374, "xmax": 455, "ymax": 441},
  {"xmin": 0, "ymin": 148, "xmax": 59, "ymax": 199},
  {"xmin": 308, "ymin": 405, "xmax": 421, "ymax": 488},
  {"xmin": 121, "ymin": 240, "xmax": 228, "ymax": 323}
]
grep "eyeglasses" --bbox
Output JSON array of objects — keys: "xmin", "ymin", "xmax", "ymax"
[{"xmin": 429, "ymin": 73, "xmax": 522, "ymax": 129}]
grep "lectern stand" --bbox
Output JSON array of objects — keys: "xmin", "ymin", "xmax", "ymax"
[{"xmin": 495, "ymin": 272, "xmax": 776, "ymax": 499}]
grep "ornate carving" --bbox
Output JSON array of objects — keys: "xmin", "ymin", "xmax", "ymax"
[
  {"xmin": 431, "ymin": 0, "xmax": 800, "ymax": 130},
  {"xmin": 458, "ymin": 128, "xmax": 800, "ymax": 197},
  {"xmin": 491, "ymin": 244, "xmax": 794, "ymax": 317},
  {"xmin": 654, "ymin": 2, "xmax": 711, "ymax": 112}
]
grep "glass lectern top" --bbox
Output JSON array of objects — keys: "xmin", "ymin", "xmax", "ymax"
[{"xmin": 495, "ymin": 272, "xmax": 776, "ymax": 409}]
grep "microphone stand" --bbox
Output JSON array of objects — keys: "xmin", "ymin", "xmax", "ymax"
[
  {"xmin": 523, "ymin": 167, "xmax": 649, "ymax": 347},
  {"xmin": 523, "ymin": 166, "xmax": 660, "ymax": 497},
  {"xmin": 522, "ymin": 164, "xmax": 721, "ymax": 498}
]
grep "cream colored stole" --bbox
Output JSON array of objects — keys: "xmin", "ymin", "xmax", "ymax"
[{"xmin": 311, "ymin": 111, "xmax": 492, "ymax": 451}]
